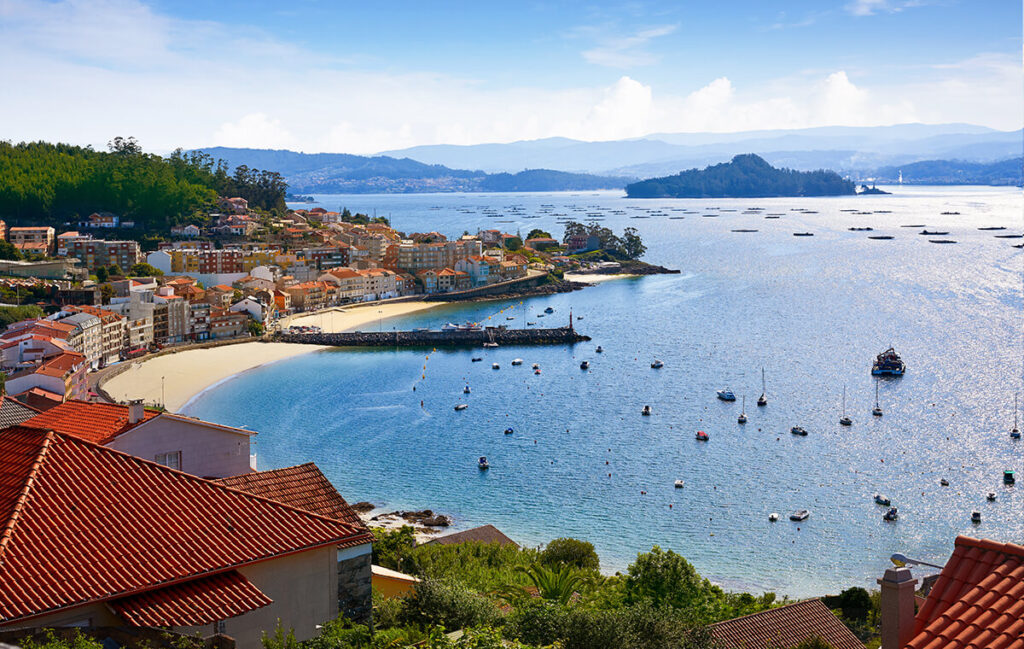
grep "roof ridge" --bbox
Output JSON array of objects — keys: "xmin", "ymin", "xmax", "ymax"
[
  {"xmin": 0, "ymin": 430, "xmax": 56, "ymax": 563},
  {"xmin": 955, "ymin": 535, "xmax": 1024, "ymax": 559}
]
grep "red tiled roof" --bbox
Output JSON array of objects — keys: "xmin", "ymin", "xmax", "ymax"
[
  {"xmin": 0, "ymin": 427, "xmax": 363, "ymax": 624},
  {"xmin": 214, "ymin": 463, "xmax": 372, "ymax": 549},
  {"xmin": 109, "ymin": 570, "xmax": 272, "ymax": 627},
  {"xmin": 907, "ymin": 536, "xmax": 1024, "ymax": 649},
  {"xmin": 709, "ymin": 599, "xmax": 865, "ymax": 649},
  {"xmin": 21, "ymin": 399, "xmax": 160, "ymax": 444}
]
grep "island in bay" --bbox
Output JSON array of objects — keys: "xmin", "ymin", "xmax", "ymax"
[{"xmin": 625, "ymin": 153, "xmax": 856, "ymax": 199}]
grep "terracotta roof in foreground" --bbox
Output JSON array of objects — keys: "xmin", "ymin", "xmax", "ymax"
[
  {"xmin": 0, "ymin": 426, "xmax": 362, "ymax": 624},
  {"xmin": 109, "ymin": 570, "xmax": 272, "ymax": 627},
  {"xmin": 709, "ymin": 599, "xmax": 864, "ymax": 649},
  {"xmin": 214, "ymin": 462, "xmax": 372, "ymax": 549},
  {"xmin": 907, "ymin": 536, "xmax": 1024, "ymax": 649},
  {"xmin": 21, "ymin": 399, "xmax": 159, "ymax": 444}
]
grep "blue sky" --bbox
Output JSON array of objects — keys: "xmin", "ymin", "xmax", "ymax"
[{"xmin": 1, "ymin": 0, "xmax": 1020, "ymax": 153}]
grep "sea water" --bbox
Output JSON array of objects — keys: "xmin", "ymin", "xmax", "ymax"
[{"xmin": 184, "ymin": 185, "xmax": 1023, "ymax": 597}]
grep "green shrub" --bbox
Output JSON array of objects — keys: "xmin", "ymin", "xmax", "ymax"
[
  {"xmin": 372, "ymin": 588, "xmax": 406, "ymax": 630},
  {"xmin": 371, "ymin": 526, "xmax": 416, "ymax": 571},
  {"xmin": 20, "ymin": 630, "xmax": 105, "ymax": 649},
  {"xmin": 540, "ymin": 538, "xmax": 599, "ymax": 571},
  {"xmin": 401, "ymin": 578, "xmax": 501, "ymax": 630},
  {"xmin": 409, "ymin": 541, "xmax": 540, "ymax": 593}
]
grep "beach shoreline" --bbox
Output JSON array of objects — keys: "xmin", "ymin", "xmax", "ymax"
[{"xmin": 102, "ymin": 300, "xmax": 442, "ymax": 412}]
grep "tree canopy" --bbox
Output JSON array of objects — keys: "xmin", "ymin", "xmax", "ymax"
[{"xmin": 0, "ymin": 139, "xmax": 287, "ymax": 231}]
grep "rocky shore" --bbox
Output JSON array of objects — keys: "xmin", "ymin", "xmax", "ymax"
[
  {"xmin": 464, "ymin": 278, "xmax": 592, "ymax": 301},
  {"xmin": 354, "ymin": 503, "xmax": 456, "ymax": 542}
]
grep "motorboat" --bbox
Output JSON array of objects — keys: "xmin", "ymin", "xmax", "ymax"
[
  {"xmin": 504, "ymin": 428, "xmax": 514, "ymax": 435},
  {"xmin": 793, "ymin": 232, "xmax": 814, "ymax": 237},
  {"xmin": 717, "ymin": 388, "xmax": 736, "ymax": 401},
  {"xmin": 492, "ymin": 363, "xmax": 500, "ymax": 370},
  {"xmin": 872, "ymin": 347, "xmax": 906, "ymax": 376},
  {"xmin": 971, "ymin": 511, "xmax": 982, "ymax": 524},
  {"xmin": 527, "ymin": 322, "xmax": 536, "ymax": 326},
  {"xmin": 511, "ymin": 358, "xmax": 523, "ymax": 365},
  {"xmin": 791, "ymin": 426, "xmax": 808, "ymax": 436},
  {"xmin": 506, "ymin": 316, "xmax": 515, "ymax": 320},
  {"xmin": 757, "ymin": 368, "xmax": 768, "ymax": 406},
  {"xmin": 651, "ymin": 359, "xmax": 664, "ymax": 369},
  {"xmin": 580, "ymin": 360, "xmax": 590, "ymax": 370},
  {"xmin": 789, "ymin": 510, "xmax": 810, "ymax": 521},
  {"xmin": 483, "ymin": 342, "xmax": 499, "ymax": 348},
  {"xmin": 454, "ymin": 404, "xmax": 468, "ymax": 411},
  {"xmin": 464, "ymin": 386, "xmax": 471, "ymax": 394},
  {"xmin": 471, "ymin": 357, "xmax": 483, "ymax": 362},
  {"xmin": 544, "ymin": 307, "xmax": 554, "ymax": 314},
  {"xmin": 596, "ymin": 346, "xmax": 604, "ymax": 353},
  {"xmin": 695, "ymin": 430, "xmax": 709, "ymax": 441},
  {"xmin": 940, "ymin": 478, "xmax": 950, "ymax": 486},
  {"xmin": 641, "ymin": 405, "xmax": 652, "ymax": 416},
  {"xmin": 874, "ymin": 494, "xmax": 891, "ymax": 506},
  {"xmin": 443, "ymin": 322, "xmax": 483, "ymax": 331},
  {"xmin": 738, "ymin": 396, "xmax": 747, "ymax": 424},
  {"xmin": 883, "ymin": 507, "xmax": 899, "ymax": 522},
  {"xmin": 534, "ymin": 369, "xmax": 541, "ymax": 375},
  {"xmin": 987, "ymin": 492, "xmax": 997, "ymax": 501},
  {"xmin": 1004, "ymin": 469, "xmax": 1016, "ymax": 485},
  {"xmin": 478, "ymin": 456, "xmax": 490, "ymax": 470},
  {"xmin": 674, "ymin": 480, "xmax": 685, "ymax": 488},
  {"xmin": 840, "ymin": 386, "xmax": 852, "ymax": 426},
  {"xmin": 768, "ymin": 512, "xmax": 779, "ymax": 522},
  {"xmin": 531, "ymin": 363, "xmax": 539, "ymax": 370}
]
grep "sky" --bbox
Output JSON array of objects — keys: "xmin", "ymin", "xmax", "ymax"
[{"xmin": 1, "ymin": 0, "xmax": 1021, "ymax": 154}]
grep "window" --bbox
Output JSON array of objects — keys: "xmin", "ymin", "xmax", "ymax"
[{"xmin": 154, "ymin": 451, "xmax": 182, "ymax": 471}]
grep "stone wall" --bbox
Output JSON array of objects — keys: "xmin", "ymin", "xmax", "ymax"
[
  {"xmin": 338, "ymin": 553, "xmax": 373, "ymax": 625},
  {"xmin": 278, "ymin": 326, "xmax": 589, "ymax": 348}
]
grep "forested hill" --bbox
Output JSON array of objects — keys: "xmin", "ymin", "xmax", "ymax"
[
  {"xmin": 0, "ymin": 140, "xmax": 287, "ymax": 231},
  {"xmin": 196, "ymin": 147, "xmax": 631, "ymax": 193},
  {"xmin": 870, "ymin": 157, "xmax": 1022, "ymax": 186},
  {"xmin": 625, "ymin": 154, "xmax": 856, "ymax": 198}
]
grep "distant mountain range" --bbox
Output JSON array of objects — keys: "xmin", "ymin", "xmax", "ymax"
[
  {"xmin": 196, "ymin": 124, "xmax": 1022, "ymax": 194},
  {"xmin": 378, "ymin": 123, "xmax": 1022, "ymax": 178},
  {"xmin": 194, "ymin": 147, "xmax": 629, "ymax": 194}
]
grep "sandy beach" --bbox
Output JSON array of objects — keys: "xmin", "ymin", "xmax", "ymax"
[
  {"xmin": 102, "ymin": 300, "xmax": 441, "ymax": 412},
  {"xmin": 564, "ymin": 273, "xmax": 638, "ymax": 283}
]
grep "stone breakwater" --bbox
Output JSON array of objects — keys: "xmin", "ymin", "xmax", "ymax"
[{"xmin": 277, "ymin": 326, "xmax": 590, "ymax": 347}]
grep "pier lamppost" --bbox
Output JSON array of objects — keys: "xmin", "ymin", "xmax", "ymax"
[{"xmin": 378, "ymin": 309, "xmax": 383, "ymax": 332}]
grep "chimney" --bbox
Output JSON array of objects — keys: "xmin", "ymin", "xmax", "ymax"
[
  {"xmin": 878, "ymin": 566, "xmax": 918, "ymax": 649},
  {"xmin": 128, "ymin": 399, "xmax": 145, "ymax": 424}
]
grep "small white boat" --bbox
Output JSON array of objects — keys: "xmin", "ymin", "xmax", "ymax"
[
  {"xmin": 768, "ymin": 512, "xmax": 779, "ymax": 522},
  {"xmin": 492, "ymin": 363, "xmax": 500, "ymax": 370},
  {"xmin": 651, "ymin": 359, "xmax": 664, "ymax": 369},
  {"xmin": 791, "ymin": 426, "xmax": 808, "ymax": 436},
  {"xmin": 532, "ymin": 363, "xmax": 540, "ymax": 369},
  {"xmin": 757, "ymin": 367, "xmax": 768, "ymax": 406},
  {"xmin": 478, "ymin": 456, "xmax": 490, "ymax": 470},
  {"xmin": 840, "ymin": 386, "xmax": 852, "ymax": 426},
  {"xmin": 674, "ymin": 480, "xmax": 685, "ymax": 488},
  {"xmin": 483, "ymin": 342, "xmax": 499, "ymax": 348},
  {"xmin": 789, "ymin": 509, "xmax": 810, "ymax": 522},
  {"xmin": 883, "ymin": 507, "xmax": 899, "ymax": 522},
  {"xmin": 511, "ymin": 358, "xmax": 523, "ymax": 366},
  {"xmin": 464, "ymin": 386, "xmax": 471, "ymax": 394},
  {"xmin": 717, "ymin": 388, "xmax": 736, "ymax": 401},
  {"xmin": 580, "ymin": 360, "xmax": 590, "ymax": 370},
  {"xmin": 506, "ymin": 316, "xmax": 515, "ymax": 320},
  {"xmin": 940, "ymin": 478, "xmax": 949, "ymax": 486},
  {"xmin": 874, "ymin": 494, "xmax": 891, "ymax": 506},
  {"xmin": 454, "ymin": 404, "xmax": 468, "ymax": 411},
  {"xmin": 987, "ymin": 492, "xmax": 997, "ymax": 501},
  {"xmin": 641, "ymin": 405, "xmax": 652, "ymax": 416},
  {"xmin": 504, "ymin": 427, "xmax": 514, "ymax": 435},
  {"xmin": 738, "ymin": 396, "xmax": 747, "ymax": 424}
]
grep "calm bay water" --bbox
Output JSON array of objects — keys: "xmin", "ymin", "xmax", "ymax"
[{"xmin": 185, "ymin": 186, "xmax": 1023, "ymax": 597}]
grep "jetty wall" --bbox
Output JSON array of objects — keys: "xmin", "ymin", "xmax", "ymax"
[
  {"xmin": 423, "ymin": 271, "xmax": 547, "ymax": 301},
  {"xmin": 278, "ymin": 326, "xmax": 589, "ymax": 347}
]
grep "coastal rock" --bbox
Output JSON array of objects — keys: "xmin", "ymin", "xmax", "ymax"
[
  {"xmin": 350, "ymin": 501, "xmax": 375, "ymax": 513},
  {"xmin": 420, "ymin": 514, "xmax": 453, "ymax": 527}
]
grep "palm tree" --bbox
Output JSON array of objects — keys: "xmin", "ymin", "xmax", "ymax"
[{"xmin": 516, "ymin": 563, "xmax": 586, "ymax": 605}]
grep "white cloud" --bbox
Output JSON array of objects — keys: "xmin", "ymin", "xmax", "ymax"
[
  {"xmin": 581, "ymin": 25, "xmax": 677, "ymax": 68},
  {"xmin": 213, "ymin": 114, "xmax": 295, "ymax": 150},
  {"xmin": 845, "ymin": 0, "xmax": 929, "ymax": 16}
]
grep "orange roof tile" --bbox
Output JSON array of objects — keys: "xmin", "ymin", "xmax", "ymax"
[
  {"xmin": 22, "ymin": 399, "xmax": 159, "ymax": 444},
  {"xmin": 109, "ymin": 570, "xmax": 272, "ymax": 627},
  {"xmin": 0, "ymin": 427, "xmax": 362, "ymax": 624},
  {"xmin": 214, "ymin": 463, "xmax": 372, "ymax": 549},
  {"xmin": 908, "ymin": 536, "xmax": 1024, "ymax": 649},
  {"xmin": 710, "ymin": 599, "xmax": 864, "ymax": 649}
]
